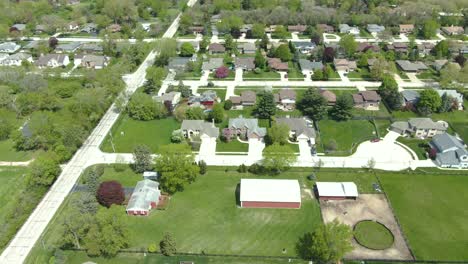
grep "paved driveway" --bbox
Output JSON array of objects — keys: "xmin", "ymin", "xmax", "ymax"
[
  {"xmin": 199, "ymin": 137, "xmax": 217, "ymax": 158},
  {"xmin": 248, "ymin": 138, "xmax": 265, "ymax": 159},
  {"xmin": 298, "ymin": 139, "xmax": 312, "ymax": 160}
]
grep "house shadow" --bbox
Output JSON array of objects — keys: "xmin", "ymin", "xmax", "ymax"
[{"xmin": 234, "ymin": 183, "xmax": 241, "ymax": 207}]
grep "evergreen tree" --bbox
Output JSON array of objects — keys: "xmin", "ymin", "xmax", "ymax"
[
  {"xmin": 329, "ymin": 94, "xmax": 353, "ymax": 121},
  {"xmin": 160, "ymin": 232, "xmax": 177, "ymax": 256},
  {"xmin": 254, "ymin": 91, "xmax": 276, "ymax": 119},
  {"xmin": 297, "ymin": 88, "xmax": 328, "ymax": 121}
]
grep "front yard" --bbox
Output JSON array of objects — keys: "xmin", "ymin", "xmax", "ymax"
[
  {"xmin": 216, "ymin": 139, "xmax": 249, "ymax": 152},
  {"xmin": 243, "ymin": 70, "xmax": 281, "ymax": 80},
  {"xmin": 396, "ymin": 137, "xmax": 429, "ymax": 160},
  {"xmin": 100, "ymin": 116, "xmax": 180, "ymax": 153}
]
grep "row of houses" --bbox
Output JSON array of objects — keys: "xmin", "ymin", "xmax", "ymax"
[{"xmin": 0, "ymin": 52, "xmax": 108, "ymax": 69}]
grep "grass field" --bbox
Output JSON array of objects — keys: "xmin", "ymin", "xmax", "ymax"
[
  {"xmin": 379, "ymin": 173, "xmax": 468, "ymax": 260},
  {"xmin": 100, "ymin": 116, "xmax": 180, "ymax": 153},
  {"xmin": 354, "ymin": 220, "xmax": 394, "ymax": 250},
  {"xmin": 216, "ymin": 139, "xmax": 249, "ymax": 152},
  {"xmin": 243, "ymin": 71, "xmax": 281, "ymax": 80},
  {"xmin": 0, "ymin": 139, "xmax": 35, "ymax": 161},
  {"xmin": 317, "ymin": 120, "xmax": 376, "ymax": 155},
  {"xmin": 396, "ymin": 138, "xmax": 428, "ymax": 159}
]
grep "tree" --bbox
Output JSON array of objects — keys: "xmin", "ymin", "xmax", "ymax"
[
  {"xmin": 378, "ymin": 74, "xmax": 402, "ymax": 110},
  {"xmin": 200, "ymin": 36, "xmax": 210, "ymax": 52},
  {"xmin": 262, "ymin": 143, "xmax": 297, "ymax": 174},
  {"xmin": 28, "ymin": 154, "xmax": 61, "ymax": 187},
  {"xmin": 179, "ymin": 42, "xmax": 195, "ymax": 57},
  {"xmin": 254, "ymin": 50, "xmax": 266, "ymax": 69},
  {"xmin": 322, "ymin": 47, "xmax": 335, "ymax": 63},
  {"xmin": 224, "ymin": 100, "xmax": 233, "ymax": 110},
  {"xmin": 61, "ymin": 210, "xmax": 93, "ymax": 250},
  {"xmin": 297, "ymin": 88, "xmax": 328, "ymax": 121},
  {"xmin": 96, "ymin": 181, "xmax": 125, "ymax": 208},
  {"xmin": 275, "ymin": 44, "xmax": 292, "ymax": 62},
  {"xmin": 155, "ymin": 144, "xmax": 200, "ymax": 194},
  {"xmin": 127, "ymin": 93, "xmax": 167, "ymax": 121},
  {"xmin": 417, "ymin": 89, "xmax": 442, "ymax": 115},
  {"xmin": 198, "ymin": 160, "xmax": 207, "ymax": 175},
  {"xmin": 432, "ymin": 40, "xmax": 449, "ymax": 58},
  {"xmin": 272, "ymin": 25, "xmax": 289, "ymax": 39},
  {"xmin": 254, "ymin": 91, "xmax": 276, "ymax": 119},
  {"xmin": 260, "ymin": 34, "xmax": 269, "ymax": 50},
  {"xmin": 215, "ymin": 66, "xmax": 230, "ymax": 79},
  {"xmin": 133, "ymin": 144, "xmax": 153, "ymax": 173},
  {"xmin": 266, "ymin": 123, "xmax": 290, "ymax": 145},
  {"xmin": 421, "ymin": 19, "xmax": 439, "ymax": 39},
  {"xmin": 224, "ymin": 34, "xmax": 235, "ymax": 51},
  {"xmin": 370, "ymin": 57, "xmax": 394, "ymax": 80},
  {"xmin": 251, "ymin": 23, "xmax": 265, "ymax": 38},
  {"xmin": 312, "ymin": 68, "xmax": 324, "ymax": 80},
  {"xmin": 48, "ymin": 37, "xmax": 58, "ymax": 49},
  {"xmin": 208, "ymin": 103, "xmax": 224, "ymax": 123},
  {"xmin": 339, "ymin": 35, "xmax": 357, "ymax": 58},
  {"xmin": 296, "ymin": 220, "xmax": 353, "ymax": 262},
  {"xmin": 438, "ymin": 93, "xmax": 455, "ymax": 113},
  {"xmin": 72, "ymin": 192, "xmax": 99, "ymax": 215},
  {"xmin": 160, "ymin": 232, "xmax": 177, "ymax": 256},
  {"xmin": 329, "ymin": 94, "xmax": 353, "ymax": 121},
  {"xmin": 0, "ymin": 115, "xmax": 12, "ymax": 140},
  {"xmin": 454, "ymin": 54, "xmax": 467, "ymax": 67}
]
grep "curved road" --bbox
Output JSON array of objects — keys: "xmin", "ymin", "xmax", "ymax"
[{"xmin": 0, "ymin": 0, "xmax": 198, "ymax": 263}]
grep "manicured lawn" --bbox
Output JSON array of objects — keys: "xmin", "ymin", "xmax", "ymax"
[
  {"xmin": 379, "ymin": 173, "xmax": 468, "ymax": 260},
  {"xmin": 347, "ymin": 68, "xmax": 373, "ymax": 80},
  {"xmin": 354, "ymin": 220, "xmax": 394, "ymax": 250},
  {"xmin": 317, "ymin": 120, "xmax": 376, "ymax": 155},
  {"xmin": 100, "ymin": 116, "xmax": 180, "ymax": 153},
  {"xmin": 216, "ymin": 140, "xmax": 249, "ymax": 152},
  {"xmin": 0, "ymin": 167, "xmax": 29, "ymax": 222},
  {"xmin": 396, "ymin": 138, "xmax": 428, "ymax": 160},
  {"xmin": 31, "ymin": 168, "xmax": 322, "ymax": 261},
  {"xmin": 352, "ymin": 104, "xmax": 391, "ymax": 119},
  {"xmin": 0, "ymin": 139, "xmax": 35, "ymax": 161},
  {"xmin": 243, "ymin": 70, "xmax": 281, "ymax": 80},
  {"xmin": 373, "ymin": 119, "xmax": 391, "ymax": 138},
  {"xmin": 90, "ymin": 165, "xmax": 142, "ymax": 187},
  {"xmin": 198, "ymin": 88, "xmax": 226, "ymax": 101},
  {"xmin": 287, "ymin": 62, "xmax": 304, "ymax": 80},
  {"xmin": 416, "ymin": 70, "xmax": 439, "ymax": 81}
]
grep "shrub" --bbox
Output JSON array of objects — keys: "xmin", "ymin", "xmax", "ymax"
[
  {"xmin": 148, "ymin": 243, "xmax": 158, "ymax": 253},
  {"xmin": 96, "ymin": 181, "xmax": 125, "ymax": 208},
  {"xmin": 237, "ymin": 164, "xmax": 247, "ymax": 173},
  {"xmin": 160, "ymin": 232, "xmax": 177, "ymax": 256},
  {"xmin": 215, "ymin": 66, "xmax": 229, "ymax": 79},
  {"xmin": 207, "ymin": 81, "xmax": 214, "ymax": 87},
  {"xmin": 224, "ymin": 100, "xmax": 233, "ymax": 110},
  {"xmin": 198, "ymin": 160, "xmax": 207, "ymax": 175}
]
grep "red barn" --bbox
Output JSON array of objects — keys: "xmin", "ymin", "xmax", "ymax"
[
  {"xmin": 316, "ymin": 182, "xmax": 358, "ymax": 201},
  {"xmin": 240, "ymin": 179, "xmax": 301, "ymax": 209}
]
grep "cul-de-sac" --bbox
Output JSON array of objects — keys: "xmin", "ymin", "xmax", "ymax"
[{"xmin": 0, "ymin": 0, "xmax": 467, "ymax": 263}]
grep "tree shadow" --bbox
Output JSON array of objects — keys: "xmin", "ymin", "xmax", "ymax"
[
  {"xmin": 234, "ymin": 183, "xmax": 241, "ymax": 206},
  {"xmin": 295, "ymin": 232, "xmax": 313, "ymax": 260}
]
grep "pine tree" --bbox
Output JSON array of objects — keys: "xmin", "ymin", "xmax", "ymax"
[
  {"xmin": 254, "ymin": 91, "xmax": 276, "ymax": 119},
  {"xmin": 160, "ymin": 232, "xmax": 177, "ymax": 256}
]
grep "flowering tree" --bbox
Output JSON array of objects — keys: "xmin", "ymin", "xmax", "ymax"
[
  {"xmin": 215, "ymin": 66, "xmax": 229, "ymax": 79},
  {"xmin": 222, "ymin": 128, "xmax": 233, "ymax": 142}
]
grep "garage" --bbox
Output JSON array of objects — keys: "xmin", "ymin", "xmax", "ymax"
[
  {"xmin": 240, "ymin": 179, "xmax": 301, "ymax": 209},
  {"xmin": 316, "ymin": 182, "xmax": 359, "ymax": 200}
]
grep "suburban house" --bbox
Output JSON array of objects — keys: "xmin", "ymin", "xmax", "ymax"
[
  {"xmin": 315, "ymin": 182, "xmax": 358, "ymax": 200},
  {"xmin": 168, "ymin": 57, "xmax": 191, "ymax": 73},
  {"xmin": 265, "ymin": 25, "xmax": 278, "ymax": 33},
  {"xmin": 386, "ymin": 43, "xmax": 409, "ymax": 54},
  {"xmin": 55, "ymin": 42, "xmax": 82, "ymax": 53},
  {"xmin": 390, "ymin": 118, "xmax": 448, "ymax": 138},
  {"xmin": 234, "ymin": 57, "xmax": 255, "ymax": 71},
  {"xmin": 320, "ymin": 89, "xmax": 337, "ymax": 106},
  {"xmin": 317, "ymin": 24, "xmax": 334, "ymax": 33},
  {"xmin": 288, "ymin": 25, "xmax": 307, "ymax": 33},
  {"xmin": 0, "ymin": 53, "xmax": 33, "ymax": 66},
  {"xmin": 188, "ymin": 90, "xmax": 218, "ymax": 107},
  {"xmin": 229, "ymin": 90, "xmax": 256, "ymax": 107},
  {"xmin": 460, "ymin": 46, "xmax": 468, "ymax": 55},
  {"xmin": 299, "ymin": 59, "xmax": 323, "ymax": 75},
  {"xmin": 436, "ymin": 90, "xmax": 464, "ymax": 110},
  {"xmin": 0, "ymin": 54, "xmax": 8, "ymax": 64},
  {"xmin": 107, "ymin": 24, "xmax": 122, "ymax": 33},
  {"xmin": 240, "ymin": 179, "xmax": 301, "ymax": 209},
  {"xmin": 0, "ymin": 42, "xmax": 21, "ymax": 53},
  {"xmin": 80, "ymin": 43, "xmax": 103, "ymax": 53},
  {"xmin": 208, "ymin": 43, "xmax": 226, "ymax": 55},
  {"xmin": 352, "ymin": 91, "xmax": 381, "ymax": 111},
  {"xmin": 396, "ymin": 60, "xmax": 428, "ymax": 72},
  {"xmin": 225, "ymin": 117, "xmax": 266, "ymax": 141},
  {"xmin": 293, "ymin": 42, "xmax": 316, "ymax": 54},
  {"xmin": 36, "ymin": 25, "xmax": 46, "ymax": 34},
  {"xmin": 188, "ymin": 26, "xmax": 204, "ymax": 35},
  {"xmin": 80, "ymin": 55, "xmax": 108, "ymax": 69},
  {"xmin": 401, "ymin": 90, "xmax": 420, "ymax": 106},
  {"xmin": 357, "ymin": 42, "xmax": 380, "ymax": 53},
  {"xmin": 36, "ymin": 54, "xmax": 70, "ymax": 68},
  {"xmin": 333, "ymin": 58, "xmax": 357, "ymax": 72},
  {"xmin": 430, "ymin": 133, "xmax": 468, "ymax": 169},
  {"xmin": 274, "ymin": 89, "xmax": 296, "ymax": 110},
  {"xmin": 441, "ymin": 26, "xmax": 464, "ymax": 35},
  {"xmin": 276, "ymin": 117, "xmax": 316, "ymax": 144},
  {"xmin": 432, "ymin": 59, "xmax": 448, "ymax": 71},
  {"xmin": 66, "ymin": 21, "xmax": 80, "ymax": 32},
  {"xmin": 267, "ymin": 58, "xmax": 288, "ymax": 71},
  {"xmin": 399, "ymin": 24, "xmax": 415, "ymax": 34},
  {"xmin": 339, "ymin": 24, "xmax": 360, "ymax": 35},
  {"xmin": 417, "ymin": 42, "xmax": 435, "ymax": 57},
  {"xmin": 81, "ymin": 23, "xmax": 98, "ymax": 34},
  {"xmin": 237, "ymin": 42, "xmax": 256, "ymax": 54},
  {"xmin": 10, "ymin": 24, "xmax": 26, "ymax": 33},
  {"xmin": 154, "ymin": 91, "xmax": 181, "ymax": 110},
  {"xmin": 22, "ymin": 41, "xmax": 40, "ymax": 51},
  {"xmin": 366, "ymin": 24, "xmax": 385, "ymax": 35},
  {"xmin": 181, "ymin": 120, "xmax": 220, "ymax": 139},
  {"xmin": 126, "ymin": 180, "xmax": 161, "ymax": 216},
  {"xmin": 202, "ymin": 58, "xmax": 224, "ymax": 72}
]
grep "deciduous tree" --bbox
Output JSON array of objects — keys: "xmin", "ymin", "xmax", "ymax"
[
  {"xmin": 378, "ymin": 74, "xmax": 402, "ymax": 110},
  {"xmin": 96, "ymin": 181, "xmax": 125, "ymax": 208},
  {"xmin": 262, "ymin": 143, "xmax": 297, "ymax": 174},
  {"xmin": 179, "ymin": 42, "xmax": 195, "ymax": 57},
  {"xmin": 133, "ymin": 144, "xmax": 153, "ymax": 173},
  {"xmin": 266, "ymin": 123, "xmax": 290, "ymax": 145},
  {"xmin": 254, "ymin": 91, "xmax": 276, "ymax": 119},
  {"xmin": 329, "ymin": 94, "xmax": 353, "ymax": 121},
  {"xmin": 297, "ymin": 88, "xmax": 328, "ymax": 121},
  {"xmin": 417, "ymin": 89, "xmax": 442, "ymax": 115}
]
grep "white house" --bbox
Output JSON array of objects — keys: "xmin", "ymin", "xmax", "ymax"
[
  {"xmin": 0, "ymin": 42, "xmax": 21, "ymax": 53},
  {"xmin": 0, "ymin": 53, "xmax": 33, "ymax": 66}
]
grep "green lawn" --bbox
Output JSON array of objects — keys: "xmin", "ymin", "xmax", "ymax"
[
  {"xmin": 352, "ymin": 104, "xmax": 392, "ymax": 119},
  {"xmin": 347, "ymin": 68, "xmax": 373, "ymax": 80},
  {"xmin": 416, "ymin": 70, "xmax": 439, "ymax": 81},
  {"xmin": 379, "ymin": 173, "xmax": 468, "ymax": 260},
  {"xmin": 317, "ymin": 120, "xmax": 376, "ymax": 155},
  {"xmin": 100, "ymin": 116, "xmax": 180, "ymax": 153},
  {"xmin": 287, "ymin": 62, "xmax": 304, "ymax": 80},
  {"xmin": 396, "ymin": 138, "xmax": 428, "ymax": 160},
  {"xmin": 0, "ymin": 139, "xmax": 35, "ymax": 161},
  {"xmin": 29, "ymin": 168, "xmax": 322, "ymax": 262},
  {"xmin": 373, "ymin": 119, "xmax": 391, "ymax": 138},
  {"xmin": 243, "ymin": 70, "xmax": 281, "ymax": 80},
  {"xmin": 354, "ymin": 220, "xmax": 394, "ymax": 250},
  {"xmin": 98, "ymin": 165, "xmax": 142, "ymax": 187},
  {"xmin": 216, "ymin": 140, "xmax": 249, "ymax": 152}
]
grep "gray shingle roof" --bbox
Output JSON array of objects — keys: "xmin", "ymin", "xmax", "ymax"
[
  {"xmin": 56, "ymin": 42, "xmax": 81, "ymax": 52},
  {"xmin": 299, "ymin": 59, "xmax": 323, "ymax": 71},
  {"xmin": 431, "ymin": 133, "xmax": 468, "ymax": 166},
  {"xmin": 276, "ymin": 117, "xmax": 316, "ymax": 139},
  {"xmin": 408, "ymin": 118, "xmax": 447, "ymax": 130},
  {"xmin": 401, "ymin": 90, "xmax": 420, "ymax": 103},
  {"xmin": 396, "ymin": 60, "xmax": 428, "ymax": 72},
  {"xmin": 202, "ymin": 58, "xmax": 223, "ymax": 71},
  {"xmin": 181, "ymin": 120, "xmax": 220, "ymax": 137},
  {"xmin": 229, "ymin": 118, "xmax": 266, "ymax": 137},
  {"xmin": 431, "ymin": 133, "xmax": 465, "ymax": 152}
]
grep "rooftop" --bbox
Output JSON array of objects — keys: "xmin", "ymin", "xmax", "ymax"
[{"xmin": 240, "ymin": 179, "xmax": 301, "ymax": 203}]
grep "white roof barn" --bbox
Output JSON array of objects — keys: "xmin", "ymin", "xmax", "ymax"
[
  {"xmin": 126, "ymin": 179, "xmax": 161, "ymax": 216},
  {"xmin": 316, "ymin": 182, "xmax": 358, "ymax": 200},
  {"xmin": 240, "ymin": 179, "xmax": 301, "ymax": 209}
]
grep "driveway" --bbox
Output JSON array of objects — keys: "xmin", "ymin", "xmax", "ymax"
[
  {"xmin": 248, "ymin": 138, "xmax": 265, "ymax": 159},
  {"xmin": 199, "ymin": 137, "xmax": 217, "ymax": 159},
  {"xmin": 235, "ymin": 68, "xmax": 243, "ymax": 82},
  {"xmin": 298, "ymin": 139, "xmax": 312, "ymax": 161},
  {"xmin": 337, "ymin": 71, "xmax": 350, "ymax": 83},
  {"xmin": 406, "ymin": 73, "xmax": 422, "ymax": 84}
]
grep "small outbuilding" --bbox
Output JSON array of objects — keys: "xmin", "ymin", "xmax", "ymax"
[
  {"xmin": 240, "ymin": 179, "xmax": 301, "ymax": 209},
  {"xmin": 316, "ymin": 182, "xmax": 358, "ymax": 200}
]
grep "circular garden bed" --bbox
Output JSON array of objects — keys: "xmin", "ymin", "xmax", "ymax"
[{"xmin": 354, "ymin": 220, "xmax": 394, "ymax": 250}]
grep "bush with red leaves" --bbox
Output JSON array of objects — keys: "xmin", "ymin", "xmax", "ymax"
[
  {"xmin": 96, "ymin": 180, "xmax": 125, "ymax": 208},
  {"xmin": 215, "ymin": 66, "xmax": 229, "ymax": 79}
]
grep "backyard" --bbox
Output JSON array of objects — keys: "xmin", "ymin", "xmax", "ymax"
[
  {"xmin": 379, "ymin": 172, "xmax": 468, "ymax": 260},
  {"xmin": 100, "ymin": 116, "xmax": 180, "ymax": 153},
  {"xmin": 317, "ymin": 120, "xmax": 376, "ymax": 155}
]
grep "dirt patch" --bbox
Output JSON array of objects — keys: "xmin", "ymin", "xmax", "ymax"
[{"xmin": 320, "ymin": 194, "xmax": 413, "ymax": 260}]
